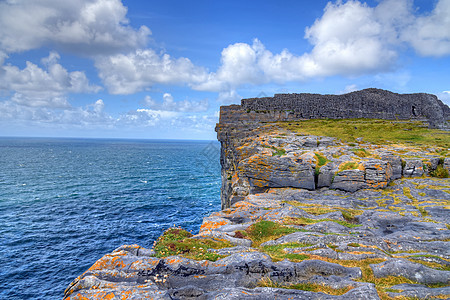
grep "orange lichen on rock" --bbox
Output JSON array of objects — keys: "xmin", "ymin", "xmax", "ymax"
[
  {"xmin": 88, "ymin": 252, "xmax": 127, "ymax": 271},
  {"xmin": 200, "ymin": 219, "xmax": 230, "ymax": 231}
]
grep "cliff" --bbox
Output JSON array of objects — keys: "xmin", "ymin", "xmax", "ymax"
[
  {"xmin": 216, "ymin": 89, "xmax": 449, "ymax": 209},
  {"xmin": 63, "ymin": 89, "xmax": 450, "ymax": 300}
]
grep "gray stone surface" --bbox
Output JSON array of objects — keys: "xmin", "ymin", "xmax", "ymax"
[{"xmin": 371, "ymin": 259, "xmax": 450, "ymax": 284}]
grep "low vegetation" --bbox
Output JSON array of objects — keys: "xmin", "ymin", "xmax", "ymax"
[
  {"xmin": 153, "ymin": 227, "xmax": 231, "ymax": 261},
  {"xmin": 258, "ymin": 277, "xmax": 354, "ymax": 295},
  {"xmin": 245, "ymin": 220, "xmax": 300, "ymax": 246},
  {"xmin": 278, "ymin": 119, "xmax": 450, "ymax": 148}
]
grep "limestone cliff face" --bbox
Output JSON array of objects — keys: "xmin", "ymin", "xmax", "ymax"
[{"xmin": 216, "ymin": 89, "xmax": 450, "ymax": 209}]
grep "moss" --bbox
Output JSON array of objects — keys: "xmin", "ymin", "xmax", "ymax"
[
  {"xmin": 154, "ymin": 227, "xmax": 231, "ymax": 261},
  {"xmin": 347, "ymin": 243, "xmax": 361, "ymax": 247}
]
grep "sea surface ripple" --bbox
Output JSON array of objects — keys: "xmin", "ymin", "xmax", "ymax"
[{"xmin": 0, "ymin": 138, "xmax": 221, "ymax": 299}]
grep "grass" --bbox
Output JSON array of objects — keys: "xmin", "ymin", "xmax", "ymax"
[
  {"xmin": 261, "ymin": 243, "xmax": 311, "ymax": 262},
  {"xmin": 338, "ymin": 161, "xmax": 361, "ymax": 172},
  {"xmin": 430, "ymin": 165, "xmax": 449, "ymax": 178},
  {"xmin": 352, "ymin": 148, "xmax": 372, "ymax": 158},
  {"xmin": 153, "ymin": 227, "xmax": 231, "ymax": 261},
  {"xmin": 258, "ymin": 277, "xmax": 354, "ymax": 295},
  {"xmin": 315, "ymin": 152, "xmax": 329, "ymax": 166},
  {"xmin": 278, "ymin": 119, "xmax": 450, "ymax": 148},
  {"xmin": 272, "ymin": 148, "xmax": 286, "ymax": 156},
  {"xmin": 283, "ymin": 216, "xmax": 362, "ymax": 228},
  {"xmin": 283, "ymin": 201, "xmax": 363, "ymax": 223},
  {"xmin": 245, "ymin": 220, "xmax": 302, "ymax": 247}
]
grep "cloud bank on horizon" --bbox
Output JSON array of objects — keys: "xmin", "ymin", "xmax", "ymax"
[{"xmin": 0, "ymin": 0, "xmax": 449, "ymax": 139}]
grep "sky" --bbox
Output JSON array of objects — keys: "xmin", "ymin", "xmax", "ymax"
[{"xmin": 0, "ymin": 0, "xmax": 449, "ymax": 140}]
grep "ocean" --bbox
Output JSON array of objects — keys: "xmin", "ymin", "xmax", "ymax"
[{"xmin": 0, "ymin": 138, "xmax": 221, "ymax": 299}]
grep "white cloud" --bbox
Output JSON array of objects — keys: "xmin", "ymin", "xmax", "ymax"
[
  {"xmin": 194, "ymin": 1, "xmax": 399, "ymax": 94},
  {"xmin": 193, "ymin": 0, "xmax": 450, "ymax": 97},
  {"xmin": 0, "ymin": 0, "xmax": 150, "ymax": 55},
  {"xmin": 143, "ymin": 93, "xmax": 209, "ymax": 112},
  {"xmin": 0, "ymin": 98, "xmax": 112, "ymax": 128},
  {"xmin": 95, "ymin": 49, "xmax": 208, "ymax": 94},
  {"xmin": 0, "ymin": 52, "xmax": 101, "ymax": 108},
  {"xmin": 402, "ymin": 0, "xmax": 450, "ymax": 56}
]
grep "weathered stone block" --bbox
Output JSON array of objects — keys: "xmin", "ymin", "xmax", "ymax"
[
  {"xmin": 402, "ymin": 159, "xmax": 424, "ymax": 177},
  {"xmin": 238, "ymin": 155, "xmax": 315, "ymax": 190},
  {"xmin": 363, "ymin": 159, "xmax": 393, "ymax": 188},
  {"xmin": 331, "ymin": 169, "xmax": 365, "ymax": 192}
]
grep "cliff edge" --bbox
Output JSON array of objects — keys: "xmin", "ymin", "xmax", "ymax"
[{"xmin": 64, "ymin": 89, "xmax": 449, "ymax": 300}]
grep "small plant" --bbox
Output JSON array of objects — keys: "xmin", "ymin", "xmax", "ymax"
[{"xmin": 430, "ymin": 165, "xmax": 449, "ymax": 178}]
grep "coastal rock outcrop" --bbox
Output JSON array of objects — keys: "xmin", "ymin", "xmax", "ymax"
[{"xmin": 65, "ymin": 89, "xmax": 449, "ymax": 299}]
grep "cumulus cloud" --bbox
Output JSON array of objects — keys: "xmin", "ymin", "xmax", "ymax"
[
  {"xmin": 143, "ymin": 93, "xmax": 209, "ymax": 112},
  {"xmin": 193, "ymin": 0, "xmax": 450, "ymax": 97},
  {"xmin": 194, "ymin": 1, "xmax": 399, "ymax": 94},
  {"xmin": 0, "ymin": 0, "xmax": 150, "ymax": 55},
  {"xmin": 0, "ymin": 52, "xmax": 101, "ymax": 108},
  {"xmin": 95, "ymin": 49, "xmax": 208, "ymax": 94},
  {"xmin": 402, "ymin": 0, "xmax": 450, "ymax": 56}
]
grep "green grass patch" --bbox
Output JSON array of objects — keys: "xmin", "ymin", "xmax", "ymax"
[
  {"xmin": 245, "ymin": 220, "xmax": 301, "ymax": 246},
  {"xmin": 272, "ymin": 147, "xmax": 286, "ymax": 156},
  {"xmin": 282, "ymin": 201, "xmax": 363, "ymax": 223},
  {"xmin": 277, "ymin": 119, "xmax": 450, "ymax": 148},
  {"xmin": 154, "ymin": 227, "xmax": 231, "ymax": 261},
  {"xmin": 339, "ymin": 161, "xmax": 360, "ymax": 172},
  {"xmin": 258, "ymin": 277, "xmax": 354, "ymax": 295},
  {"xmin": 430, "ymin": 165, "xmax": 449, "ymax": 178},
  {"xmin": 315, "ymin": 152, "xmax": 329, "ymax": 166},
  {"xmin": 347, "ymin": 243, "xmax": 361, "ymax": 247},
  {"xmin": 352, "ymin": 148, "xmax": 371, "ymax": 158},
  {"xmin": 262, "ymin": 242, "xmax": 311, "ymax": 262},
  {"xmin": 284, "ymin": 217, "xmax": 362, "ymax": 228}
]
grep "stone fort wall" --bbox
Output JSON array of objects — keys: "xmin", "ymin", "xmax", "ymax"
[{"xmin": 219, "ymin": 88, "xmax": 450, "ymax": 128}]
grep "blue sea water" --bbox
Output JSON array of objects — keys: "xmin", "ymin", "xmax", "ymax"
[{"xmin": 0, "ymin": 138, "xmax": 221, "ymax": 299}]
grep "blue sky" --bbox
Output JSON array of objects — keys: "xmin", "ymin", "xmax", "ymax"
[{"xmin": 0, "ymin": 0, "xmax": 449, "ymax": 140}]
